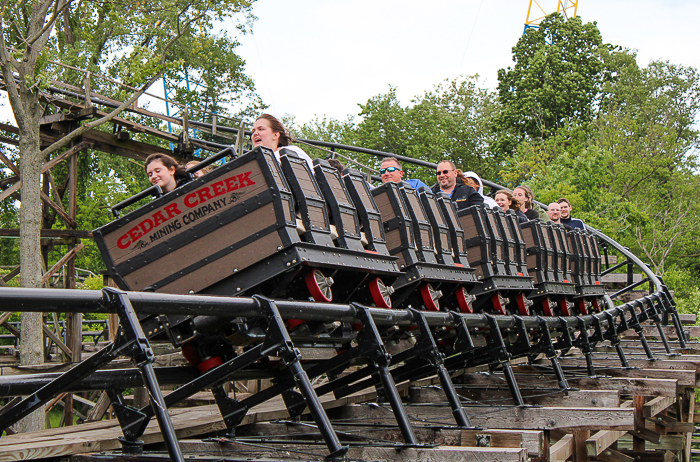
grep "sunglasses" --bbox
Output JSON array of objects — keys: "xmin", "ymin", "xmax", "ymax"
[
  {"xmin": 380, "ymin": 166, "xmax": 401, "ymax": 174},
  {"xmin": 436, "ymin": 169, "xmax": 453, "ymax": 176}
]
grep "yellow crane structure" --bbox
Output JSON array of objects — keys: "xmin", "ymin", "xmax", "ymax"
[{"xmin": 524, "ymin": 0, "xmax": 579, "ymax": 31}]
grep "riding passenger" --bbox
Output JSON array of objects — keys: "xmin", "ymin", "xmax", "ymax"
[
  {"xmin": 144, "ymin": 153, "xmax": 188, "ymax": 193},
  {"xmin": 252, "ymin": 114, "xmax": 314, "ymax": 169},
  {"xmin": 379, "ymin": 157, "xmax": 429, "ymax": 190},
  {"xmin": 494, "ymin": 189, "xmax": 528, "ymax": 223},
  {"xmin": 185, "ymin": 160, "xmax": 212, "ymax": 178},
  {"xmin": 513, "ymin": 185, "xmax": 548, "ymax": 221},
  {"xmin": 431, "ymin": 160, "xmax": 484, "ymax": 210},
  {"xmin": 462, "ymin": 171, "xmax": 498, "ymax": 209}
]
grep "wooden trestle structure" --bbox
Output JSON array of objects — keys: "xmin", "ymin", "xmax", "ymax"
[
  {"xmin": 0, "ymin": 63, "xmax": 698, "ymax": 462},
  {"xmin": 0, "ymin": 319, "xmax": 696, "ymax": 461}
]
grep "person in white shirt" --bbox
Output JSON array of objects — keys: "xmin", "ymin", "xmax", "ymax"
[
  {"xmin": 462, "ymin": 171, "xmax": 498, "ymax": 209},
  {"xmin": 251, "ymin": 113, "xmax": 314, "ymax": 169}
]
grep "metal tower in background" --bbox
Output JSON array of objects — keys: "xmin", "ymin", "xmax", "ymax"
[{"xmin": 524, "ymin": 0, "xmax": 579, "ymax": 33}]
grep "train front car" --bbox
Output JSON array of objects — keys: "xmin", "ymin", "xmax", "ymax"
[{"xmin": 94, "ymin": 147, "xmax": 401, "ymax": 313}]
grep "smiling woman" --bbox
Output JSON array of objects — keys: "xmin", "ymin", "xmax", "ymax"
[
  {"xmin": 251, "ymin": 114, "xmax": 314, "ymax": 169},
  {"xmin": 144, "ymin": 153, "xmax": 188, "ymax": 193}
]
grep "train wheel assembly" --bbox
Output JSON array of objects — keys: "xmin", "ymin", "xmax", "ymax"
[
  {"xmin": 491, "ymin": 292, "xmax": 507, "ymax": 315},
  {"xmin": 542, "ymin": 296, "xmax": 554, "ymax": 317},
  {"xmin": 305, "ymin": 269, "xmax": 334, "ymax": 302},
  {"xmin": 516, "ymin": 293, "xmax": 532, "ymax": 316},
  {"xmin": 420, "ymin": 283, "xmax": 441, "ymax": 311},
  {"xmin": 558, "ymin": 297, "xmax": 572, "ymax": 316},
  {"xmin": 578, "ymin": 299, "xmax": 589, "ymax": 315},
  {"xmin": 369, "ymin": 277, "xmax": 393, "ymax": 309},
  {"xmin": 455, "ymin": 286, "xmax": 474, "ymax": 314}
]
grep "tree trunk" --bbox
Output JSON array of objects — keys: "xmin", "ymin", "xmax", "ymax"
[{"xmin": 18, "ymin": 108, "xmax": 47, "ymax": 433}]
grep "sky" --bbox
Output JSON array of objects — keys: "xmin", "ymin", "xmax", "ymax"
[
  {"xmin": 2, "ymin": 0, "xmax": 699, "ymax": 127},
  {"xmin": 229, "ymin": 0, "xmax": 700, "ymax": 125}
]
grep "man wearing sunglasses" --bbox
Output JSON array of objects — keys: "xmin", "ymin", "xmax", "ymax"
[
  {"xmin": 431, "ymin": 160, "xmax": 484, "ymax": 211},
  {"xmin": 379, "ymin": 158, "xmax": 428, "ymax": 190}
]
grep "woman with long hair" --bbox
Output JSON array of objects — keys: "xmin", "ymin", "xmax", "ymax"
[
  {"xmin": 513, "ymin": 185, "xmax": 547, "ymax": 221},
  {"xmin": 144, "ymin": 153, "xmax": 188, "ymax": 193},
  {"xmin": 495, "ymin": 189, "xmax": 528, "ymax": 223},
  {"xmin": 251, "ymin": 113, "xmax": 314, "ymax": 168}
]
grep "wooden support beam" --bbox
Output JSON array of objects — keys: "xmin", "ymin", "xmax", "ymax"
[
  {"xmin": 597, "ymin": 448, "xmax": 634, "ymax": 462},
  {"xmin": 616, "ymin": 434, "xmax": 684, "ymax": 452},
  {"xmin": 564, "ymin": 366, "xmax": 696, "ymax": 387},
  {"xmin": 39, "ymin": 107, "xmax": 97, "ymax": 126},
  {"xmin": 652, "ymin": 413, "xmax": 694, "ymax": 432},
  {"xmin": 0, "ymin": 181, "xmax": 21, "ymax": 202},
  {"xmin": 414, "ymin": 386, "xmax": 620, "ymax": 408},
  {"xmin": 572, "ymin": 430, "xmax": 590, "ymax": 462},
  {"xmin": 0, "ymin": 175, "xmax": 19, "ymax": 189},
  {"xmin": 633, "ymin": 395, "xmax": 647, "ymax": 451},
  {"xmin": 550, "ymin": 434, "xmax": 573, "ymax": 462},
  {"xmin": 0, "ymin": 150, "xmax": 19, "ymax": 176},
  {"xmin": 0, "ymin": 229, "xmax": 93, "ymax": 238},
  {"xmin": 41, "ymin": 141, "xmax": 93, "ymax": 173},
  {"xmin": 682, "ymin": 388, "xmax": 695, "ymax": 462},
  {"xmin": 41, "ymin": 243, "xmax": 84, "ymax": 285},
  {"xmin": 622, "ymin": 325, "xmax": 700, "ymax": 339},
  {"xmin": 643, "ymin": 396, "xmax": 676, "ymax": 418},
  {"xmin": 463, "ymin": 371, "xmax": 680, "ymax": 398},
  {"xmin": 333, "ymin": 404, "xmax": 635, "ymax": 431},
  {"xmin": 86, "ymin": 392, "xmax": 111, "ymax": 422},
  {"xmin": 40, "ymin": 191, "xmax": 77, "ymax": 228},
  {"xmin": 41, "ymin": 324, "xmax": 72, "ymax": 358},
  {"xmin": 552, "ymin": 357, "xmax": 700, "ymax": 371},
  {"xmin": 588, "ymin": 430, "xmax": 627, "ymax": 457},
  {"xmin": 0, "ymin": 313, "xmax": 21, "ymax": 338},
  {"xmin": 0, "ymin": 312, "xmax": 14, "ymax": 328}
]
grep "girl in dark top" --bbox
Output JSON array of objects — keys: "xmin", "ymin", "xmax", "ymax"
[
  {"xmin": 495, "ymin": 189, "xmax": 529, "ymax": 223},
  {"xmin": 513, "ymin": 185, "xmax": 547, "ymax": 221},
  {"xmin": 144, "ymin": 153, "xmax": 188, "ymax": 193}
]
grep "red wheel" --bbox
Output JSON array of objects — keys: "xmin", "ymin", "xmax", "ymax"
[
  {"xmin": 287, "ymin": 319, "xmax": 305, "ymax": 330},
  {"xmin": 578, "ymin": 299, "xmax": 589, "ymax": 315},
  {"xmin": 305, "ymin": 269, "xmax": 333, "ymax": 302},
  {"xmin": 558, "ymin": 297, "xmax": 571, "ymax": 316},
  {"xmin": 197, "ymin": 356, "xmax": 223, "ymax": 373},
  {"xmin": 369, "ymin": 277, "xmax": 392, "ymax": 309},
  {"xmin": 455, "ymin": 286, "xmax": 474, "ymax": 314},
  {"xmin": 516, "ymin": 293, "xmax": 531, "ymax": 316},
  {"xmin": 542, "ymin": 296, "xmax": 554, "ymax": 317},
  {"xmin": 591, "ymin": 298, "xmax": 601, "ymax": 313},
  {"xmin": 491, "ymin": 292, "xmax": 506, "ymax": 315},
  {"xmin": 181, "ymin": 341, "xmax": 200, "ymax": 366},
  {"xmin": 420, "ymin": 283, "xmax": 441, "ymax": 311}
]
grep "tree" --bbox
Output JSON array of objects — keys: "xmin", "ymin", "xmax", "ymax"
[
  {"xmin": 0, "ymin": 0, "xmax": 255, "ymax": 431},
  {"xmin": 297, "ymin": 77, "xmax": 499, "ymax": 185},
  {"xmin": 494, "ymin": 13, "xmax": 606, "ymax": 155}
]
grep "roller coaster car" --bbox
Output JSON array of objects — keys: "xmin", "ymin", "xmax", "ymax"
[
  {"xmin": 567, "ymin": 229, "xmax": 605, "ymax": 314},
  {"xmin": 93, "ymin": 147, "xmax": 400, "ymax": 313},
  {"xmin": 370, "ymin": 182, "xmax": 478, "ymax": 313},
  {"xmin": 458, "ymin": 205, "xmax": 534, "ymax": 315},
  {"xmin": 520, "ymin": 220, "xmax": 597, "ymax": 316}
]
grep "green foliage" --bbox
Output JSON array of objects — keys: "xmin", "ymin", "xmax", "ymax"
[
  {"xmin": 494, "ymin": 14, "xmax": 606, "ymax": 154},
  {"xmin": 297, "ymin": 76, "xmax": 499, "ymax": 186},
  {"xmin": 79, "ymin": 275, "xmax": 105, "ymax": 291}
]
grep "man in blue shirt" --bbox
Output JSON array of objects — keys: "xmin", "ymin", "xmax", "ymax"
[
  {"xmin": 380, "ymin": 157, "xmax": 428, "ymax": 190},
  {"xmin": 557, "ymin": 198, "xmax": 585, "ymax": 230}
]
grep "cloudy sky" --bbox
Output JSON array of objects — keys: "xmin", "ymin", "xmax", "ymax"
[
  {"xmin": 1, "ymin": 0, "xmax": 698, "ymax": 127},
  {"xmin": 231, "ymin": 0, "xmax": 700, "ymax": 124}
]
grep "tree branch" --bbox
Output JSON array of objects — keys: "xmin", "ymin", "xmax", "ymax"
[{"xmin": 25, "ymin": 0, "xmax": 69, "ymax": 47}]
